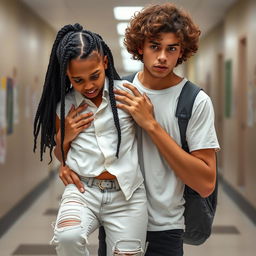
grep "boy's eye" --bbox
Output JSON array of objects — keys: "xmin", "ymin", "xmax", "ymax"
[
  {"xmin": 150, "ymin": 45, "xmax": 159, "ymax": 50},
  {"xmin": 168, "ymin": 46, "xmax": 176, "ymax": 52}
]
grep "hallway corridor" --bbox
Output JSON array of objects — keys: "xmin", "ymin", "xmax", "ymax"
[{"xmin": 0, "ymin": 174, "xmax": 255, "ymax": 256}]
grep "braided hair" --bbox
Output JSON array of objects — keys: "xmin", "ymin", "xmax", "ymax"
[{"xmin": 33, "ymin": 23, "xmax": 121, "ymax": 164}]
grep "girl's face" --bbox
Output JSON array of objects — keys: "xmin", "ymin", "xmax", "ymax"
[{"xmin": 67, "ymin": 52, "xmax": 108, "ymax": 106}]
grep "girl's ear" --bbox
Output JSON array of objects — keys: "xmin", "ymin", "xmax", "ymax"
[{"xmin": 103, "ymin": 55, "xmax": 108, "ymax": 69}]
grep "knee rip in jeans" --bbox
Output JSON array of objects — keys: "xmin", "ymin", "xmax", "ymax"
[
  {"xmin": 57, "ymin": 199, "xmax": 85, "ymax": 229},
  {"xmin": 113, "ymin": 239, "xmax": 145, "ymax": 256}
]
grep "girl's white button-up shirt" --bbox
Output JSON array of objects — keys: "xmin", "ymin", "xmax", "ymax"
[{"xmin": 56, "ymin": 78, "xmax": 143, "ymax": 200}]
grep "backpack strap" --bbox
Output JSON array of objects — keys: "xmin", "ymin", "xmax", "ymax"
[
  {"xmin": 122, "ymin": 73, "xmax": 137, "ymax": 83},
  {"xmin": 175, "ymin": 81, "xmax": 202, "ymax": 153}
]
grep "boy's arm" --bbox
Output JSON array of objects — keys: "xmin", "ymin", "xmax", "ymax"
[
  {"xmin": 115, "ymin": 83, "xmax": 216, "ymax": 198},
  {"xmin": 143, "ymin": 121, "xmax": 216, "ymax": 198}
]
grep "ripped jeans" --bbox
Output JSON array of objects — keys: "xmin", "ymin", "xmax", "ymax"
[{"xmin": 51, "ymin": 182, "xmax": 148, "ymax": 256}]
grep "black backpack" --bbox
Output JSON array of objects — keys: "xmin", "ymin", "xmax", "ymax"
[{"xmin": 122, "ymin": 73, "xmax": 218, "ymax": 245}]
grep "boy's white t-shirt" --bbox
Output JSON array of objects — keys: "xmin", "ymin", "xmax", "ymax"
[{"xmin": 133, "ymin": 74, "xmax": 220, "ymax": 231}]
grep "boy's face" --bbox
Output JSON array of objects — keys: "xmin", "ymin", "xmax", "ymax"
[
  {"xmin": 139, "ymin": 32, "xmax": 182, "ymax": 79},
  {"xmin": 67, "ymin": 52, "xmax": 108, "ymax": 104}
]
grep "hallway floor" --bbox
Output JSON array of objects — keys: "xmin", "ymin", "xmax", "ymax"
[{"xmin": 0, "ymin": 176, "xmax": 255, "ymax": 256}]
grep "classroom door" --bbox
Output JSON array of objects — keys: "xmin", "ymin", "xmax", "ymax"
[
  {"xmin": 237, "ymin": 37, "xmax": 247, "ymax": 186},
  {"xmin": 216, "ymin": 54, "xmax": 224, "ymax": 169}
]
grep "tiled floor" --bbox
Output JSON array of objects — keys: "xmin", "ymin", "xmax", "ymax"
[{"xmin": 0, "ymin": 176, "xmax": 255, "ymax": 256}]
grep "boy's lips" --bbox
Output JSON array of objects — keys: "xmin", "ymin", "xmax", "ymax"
[{"xmin": 153, "ymin": 65, "xmax": 168, "ymax": 71}]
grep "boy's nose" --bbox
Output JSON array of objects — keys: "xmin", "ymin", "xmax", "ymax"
[{"xmin": 157, "ymin": 50, "xmax": 167, "ymax": 63}]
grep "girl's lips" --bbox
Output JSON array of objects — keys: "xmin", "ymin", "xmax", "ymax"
[{"xmin": 83, "ymin": 89, "xmax": 98, "ymax": 98}]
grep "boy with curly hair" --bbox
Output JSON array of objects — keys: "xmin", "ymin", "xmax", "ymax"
[{"xmin": 59, "ymin": 3, "xmax": 219, "ymax": 255}]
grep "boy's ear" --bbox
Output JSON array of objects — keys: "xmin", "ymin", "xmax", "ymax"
[
  {"xmin": 179, "ymin": 48, "xmax": 183, "ymax": 58},
  {"xmin": 138, "ymin": 48, "xmax": 143, "ymax": 55},
  {"xmin": 103, "ymin": 55, "xmax": 108, "ymax": 69}
]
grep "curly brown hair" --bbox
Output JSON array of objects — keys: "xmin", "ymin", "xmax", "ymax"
[{"xmin": 124, "ymin": 3, "xmax": 201, "ymax": 65}]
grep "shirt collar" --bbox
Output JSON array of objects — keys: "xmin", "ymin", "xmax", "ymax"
[{"xmin": 73, "ymin": 77, "xmax": 110, "ymax": 107}]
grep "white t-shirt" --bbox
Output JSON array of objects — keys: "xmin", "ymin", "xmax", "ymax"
[
  {"xmin": 56, "ymin": 78, "xmax": 144, "ymax": 200},
  {"xmin": 133, "ymin": 73, "xmax": 220, "ymax": 231}
]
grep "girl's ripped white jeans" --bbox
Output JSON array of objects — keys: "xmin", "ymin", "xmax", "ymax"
[{"xmin": 50, "ymin": 182, "xmax": 148, "ymax": 256}]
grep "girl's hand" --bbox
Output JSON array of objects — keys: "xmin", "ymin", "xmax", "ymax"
[
  {"xmin": 59, "ymin": 165, "xmax": 85, "ymax": 193},
  {"xmin": 115, "ymin": 83, "xmax": 155, "ymax": 130},
  {"xmin": 58, "ymin": 102, "xmax": 94, "ymax": 144}
]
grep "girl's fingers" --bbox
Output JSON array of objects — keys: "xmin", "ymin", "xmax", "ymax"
[
  {"xmin": 65, "ymin": 175, "xmax": 74, "ymax": 184},
  {"xmin": 69, "ymin": 102, "xmax": 88, "ymax": 118},
  {"xmin": 59, "ymin": 172, "xmax": 69, "ymax": 186},
  {"xmin": 71, "ymin": 172, "xmax": 85, "ymax": 193},
  {"xmin": 67, "ymin": 104, "xmax": 75, "ymax": 115},
  {"xmin": 74, "ymin": 117, "xmax": 94, "ymax": 129},
  {"xmin": 78, "ymin": 123, "xmax": 92, "ymax": 132},
  {"xmin": 59, "ymin": 165, "xmax": 75, "ymax": 185},
  {"xmin": 73, "ymin": 112, "xmax": 94, "ymax": 123}
]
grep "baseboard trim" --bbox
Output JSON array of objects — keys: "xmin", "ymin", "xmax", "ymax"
[
  {"xmin": 219, "ymin": 175, "xmax": 256, "ymax": 225},
  {"xmin": 0, "ymin": 170, "xmax": 56, "ymax": 238}
]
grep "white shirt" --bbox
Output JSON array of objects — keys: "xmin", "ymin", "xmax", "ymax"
[
  {"xmin": 133, "ymin": 73, "xmax": 220, "ymax": 231},
  {"xmin": 56, "ymin": 78, "xmax": 144, "ymax": 200}
]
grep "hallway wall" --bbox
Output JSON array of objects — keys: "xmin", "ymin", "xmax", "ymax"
[
  {"xmin": 0, "ymin": 0, "xmax": 56, "ymax": 217},
  {"xmin": 187, "ymin": 0, "xmax": 256, "ymax": 208},
  {"xmin": 0, "ymin": 0, "xmax": 255, "ymax": 224}
]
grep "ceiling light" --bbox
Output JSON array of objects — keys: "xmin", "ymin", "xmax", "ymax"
[
  {"xmin": 116, "ymin": 22, "xmax": 129, "ymax": 36},
  {"xmin": 121, "ymin": 49, "xmax": 142, "ymax": 72},
  {"xmin": 113, "ymin": 6, "xmax": 143, "ymax": 20},
  {"xmin": 123, "ymin": 59, "xmax": 142, "ymax": 72},
  {"xmin": 119, "ymin": 36, "xmax": 125, "ymax": 48},
  {"xmin": 121, "ymin": 48, "xmax": 132, "ymax": 59}
]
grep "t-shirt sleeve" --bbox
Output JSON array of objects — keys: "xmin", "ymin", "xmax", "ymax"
[
  {"xmin": 56, "ymin": 93, "xmax": 74, "ymax": 118},
  {"xmin": 186, "ymin": 92, "xmax": 220, "ymax": 152},
  {"xmin": 114, "ymin": 80, "xmax": 135, "ymax": 94}
]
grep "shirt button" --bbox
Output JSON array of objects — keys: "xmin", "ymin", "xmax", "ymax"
[{"xmin": 96, "ymin": 132, "xmax": 102, "ymax": 137}]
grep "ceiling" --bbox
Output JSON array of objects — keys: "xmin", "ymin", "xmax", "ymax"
[{"xmin": 21, "ymin": 0, "xmax": 238, "ymax": 74}]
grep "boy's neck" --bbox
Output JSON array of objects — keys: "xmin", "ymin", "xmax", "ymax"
[{"xmin": 138, "ymin": 69, "xmax": 183, "ymax": 90}]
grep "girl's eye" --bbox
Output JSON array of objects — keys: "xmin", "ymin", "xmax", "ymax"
[
  {"xmin": 91, "ymin": 74, "xmax": 100, "ymax": 80},
  {"xmin": 74, "ymin": 79, "xmax": 83, "ymax": 83}
]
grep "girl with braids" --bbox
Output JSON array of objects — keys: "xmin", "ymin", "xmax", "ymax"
[{"xmin": 33, "ymin": 23, "xmax": 147, "ymax": 256}]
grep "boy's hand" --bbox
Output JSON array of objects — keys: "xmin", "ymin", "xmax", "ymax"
[
  {"xmin": 59, "ymin": 165, "xmax": 85, "ymax": 193},
  {"xmin": 115, "ymin": 83, "xmax": 155, "ymax": 130}
]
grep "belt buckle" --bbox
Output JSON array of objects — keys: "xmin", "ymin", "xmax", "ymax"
[{"xmin": 98, "ymin": 180, "xmax": 106, "ymax": 191}]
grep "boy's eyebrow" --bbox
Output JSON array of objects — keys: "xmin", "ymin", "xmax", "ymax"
[{"xmin": 149, "ymin": 40, "xmax": 180, "ymax": 47}]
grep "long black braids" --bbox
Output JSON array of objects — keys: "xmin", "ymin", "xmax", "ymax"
[
  {"xmin": 100, "ymin": 40, "xmax": 122, "ymax": 157},
  {"xmin": 33, "ymin": 23, "xmax": 122, "ymax": 163}
]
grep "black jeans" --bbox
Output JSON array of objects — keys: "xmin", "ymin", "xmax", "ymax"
[{"xmin": 98, "ymin": 226, "xmax": 184, "ymax": 256}]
